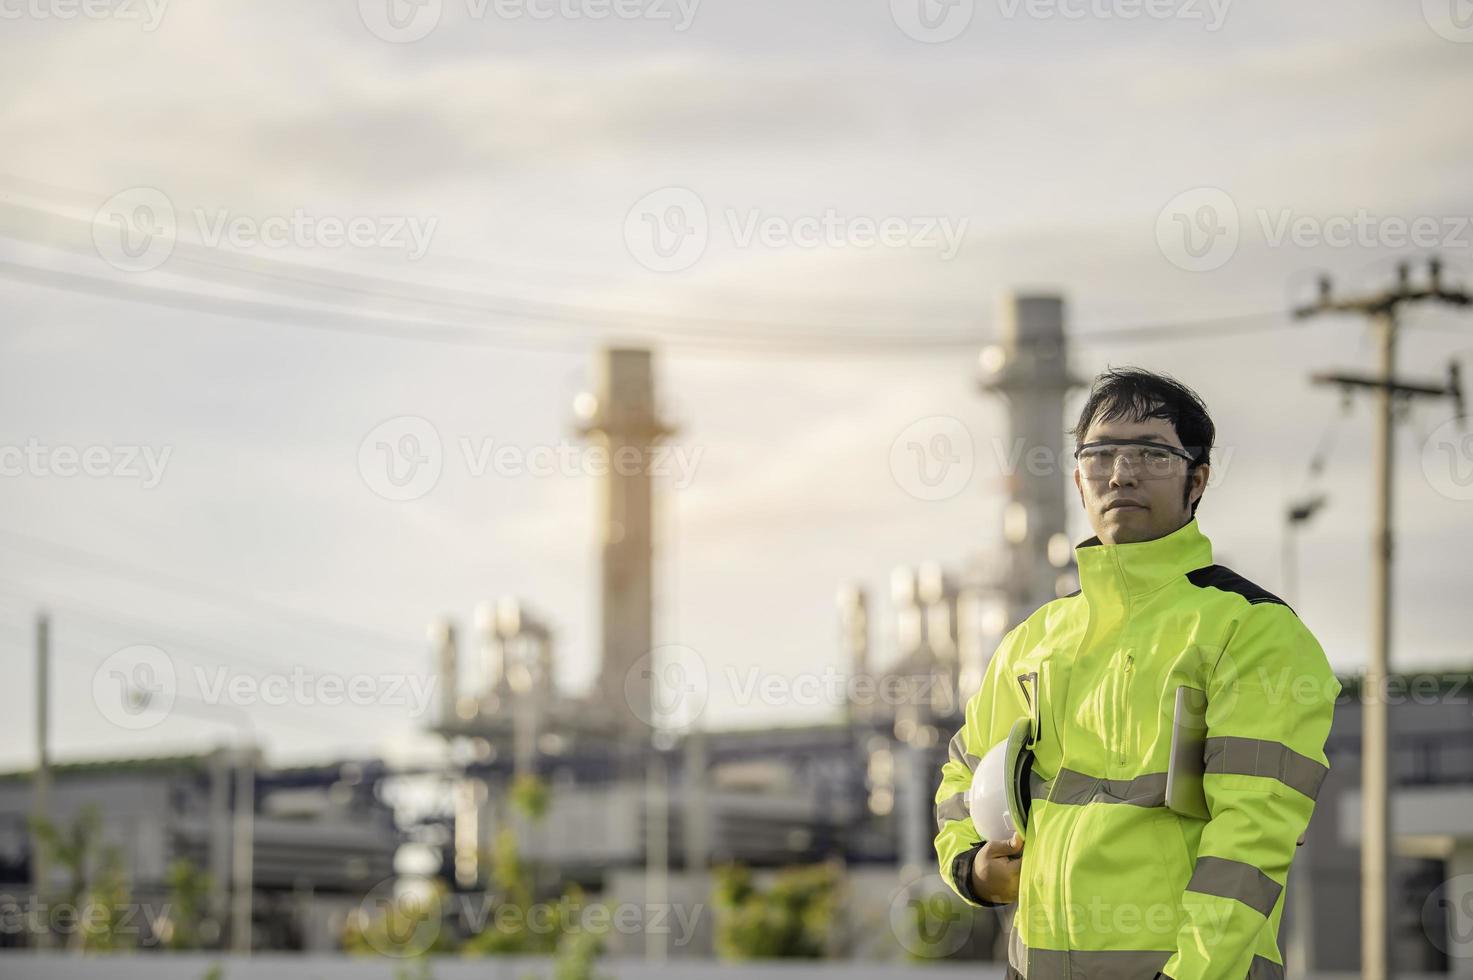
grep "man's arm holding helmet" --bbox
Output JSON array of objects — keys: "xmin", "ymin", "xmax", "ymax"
[
  {"xmin": 1159, "ymin": 603, "xmax": 1340, "ymax": 980},
  {"xmin": 933, "ymin": 627, "xmax": 1027, "ymax": 907}
]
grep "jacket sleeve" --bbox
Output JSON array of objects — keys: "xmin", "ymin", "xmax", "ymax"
[
  {"xmin": 1161, "ymin": 603, "xmax": 1340, "ymax": 980},
  {"xmin": 933, "ymin": 628, "xmax": 1019, "ymax": 908}
]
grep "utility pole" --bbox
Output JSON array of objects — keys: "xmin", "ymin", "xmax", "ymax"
[
  {"xmin": 31, "ymin": 612, "xmax": 50, "ymax": 951},
  {"xmin": 166, "ymin": 696, "xmax": 256, "ymax": 954},
  {"xmin": 644, "ymin": 744, "xmax": 668, "ymax": 963},
  {"xmin": 1294, "ymin": 257, "xmax": 1470, "ymax": 980},
  {"xmin": 232, "ymin": 744, "xmax": 255, "ymax": 954}
]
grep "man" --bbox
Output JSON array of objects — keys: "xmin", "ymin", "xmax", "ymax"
[{"xmin": 933, "ymin": 368, "xmax": 1339, "ymax": 980}]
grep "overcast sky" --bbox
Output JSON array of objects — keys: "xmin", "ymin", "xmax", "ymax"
[{"xmin": 2, "ymin": 0, "xmax": 1472, "ymax": 771}]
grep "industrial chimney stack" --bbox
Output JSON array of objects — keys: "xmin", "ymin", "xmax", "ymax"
[
  {"xmin": 576, "ymin": 348, "xmax": 674, "ymax": 739},
  {"xmin": 979, "ymin": 294, "xmax": 1082, "ymax": 624}
]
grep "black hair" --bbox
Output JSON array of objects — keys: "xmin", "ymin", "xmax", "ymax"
[{"xmin": 1071, "ymin": 367, "xmax": 1215, "ymax": 516}]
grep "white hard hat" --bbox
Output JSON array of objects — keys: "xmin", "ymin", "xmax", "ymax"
[{"xmin": 968, "ymin": 717, "xmax": 1034, "ymax": 842}]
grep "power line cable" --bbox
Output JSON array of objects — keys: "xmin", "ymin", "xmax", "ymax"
[
  {"xmin": 0, "ymin": 528, "xmax": 416, "ymax": 655},
  {"xmin": 0, "ymin": 175, "xmax": 1328, "ymax": 355},
  {"xmin": 0, "ymin": 199, "xmax": 988, "ymax": 343},
  {"xmin": 0, "ymin": 577, "xmax": 414, "ymax": 675},
  {"xmin": 0, "ymin": 171, "xmax": 992, "ymax": 318},
  {"xmin": 0, "ymin": 255, "xmax": 1296, "ymax": 357},
  {"xmin": 0, "ymin": 590, "xmax": 428, "ymax": 743}
]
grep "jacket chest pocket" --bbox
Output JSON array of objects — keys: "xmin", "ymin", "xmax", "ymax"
[
  {"xmin": 1101, "ymin": 647, "xmax": 1138, "ymax": 768},
  {"xmin": 1124, "ymin": 639, "xmax": 1224, "ymax": 772}
]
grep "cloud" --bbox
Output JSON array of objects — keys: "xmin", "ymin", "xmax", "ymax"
[{"xmin": 3, "ymin": 0, "xmax": 1471, "ymax": 760}]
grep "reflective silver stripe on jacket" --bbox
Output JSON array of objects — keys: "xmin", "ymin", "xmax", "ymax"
[
  {"xmin": 1246, "ymin": 954, "xmax": 1286, "ymax": 980},
  {"xmin": 936, "ymin": 728, "xmax": 980, "ymax": 832},
  {"xmin": 949, "ymin": 728, "xmax": 980, "ymax": 771},
  {"xmin": 1008, "ymin": 924, "xmax": 1028, "ymax": 979},
  {"xmin": 1185, "ymin": 855, "xmax": 1283, "ymax": 917},
  {"xmin": 1026, "ymin": 946, "xmax": 1172, "ymax": 980},
  {"xmin": 1029, "ymin": 767, "xmax": 1170, "ymax": 808},
  {"xmin": 1019, "ymin": 947, "xmax": 1282, "ymax": 980},
  {"xmin": 935, "ymin": 791, "xmax": 969, "ymax": 832},
  {"xmin": 1204, "ymin": 735, "xmax": 1329, "ymax": 800}
]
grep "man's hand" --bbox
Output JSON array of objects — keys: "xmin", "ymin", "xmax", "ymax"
[{"xmin": 970, "ymin": 831, "xmax": 1024, "ymax": 904}]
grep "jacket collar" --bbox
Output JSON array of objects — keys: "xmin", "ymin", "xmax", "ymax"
[{"xmin": 1074, "ymin": 516, "xmax": 1215, "ymax": 601}]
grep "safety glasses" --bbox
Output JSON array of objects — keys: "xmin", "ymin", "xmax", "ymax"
[{"xmin": 1074, "ymin": 439, "xmax": 1198, "ymax": 480}]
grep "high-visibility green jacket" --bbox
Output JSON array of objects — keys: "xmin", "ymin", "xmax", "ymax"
[{"xmin": 934, "ymin": 517, "xmax": 1339, "ymax": 980}]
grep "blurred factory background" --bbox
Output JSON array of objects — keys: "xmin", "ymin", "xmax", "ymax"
[
  {"xmin": 7, "ymin": 1, "xmax": 1473, "ymax": 975},
  {"xmin": 4, "ymin": 294, "xmax": 1470, "ymax": 976}
]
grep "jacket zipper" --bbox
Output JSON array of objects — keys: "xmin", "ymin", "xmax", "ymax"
[
  {"xmin": 1115, "ymin": 652, "xmax": 1135, "ymax": 765},
  {"xmin": 1048, "ymin": 604, "xmax": 1095, "ymax": 968}
]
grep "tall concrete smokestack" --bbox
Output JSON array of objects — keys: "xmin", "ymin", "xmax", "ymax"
[
  {"xmin": 979, "ymin": 294, "xmax": 1082, "ymax": 626},
  {"xmin": 576, "ymin": 348, "xmax": 673, "ymax": 738},
  {"xmin": 836, "ymin": 584, "xmax": 870, "ymax": 724},
  {"xmin": 430, "ymin": 617, "xmax": 459, "ymax": 729}
]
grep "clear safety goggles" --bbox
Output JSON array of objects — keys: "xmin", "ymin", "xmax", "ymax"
[{"xmin": 1074, "ymin": 438, "xmax": 1198, "ymax": 480}]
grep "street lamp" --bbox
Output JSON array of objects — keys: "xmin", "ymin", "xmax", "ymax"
[{"xmin": 1283, "ymin": 494, "xmax": 1328, "ymax": 604}]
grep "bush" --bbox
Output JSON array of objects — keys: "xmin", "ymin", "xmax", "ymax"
[{"xmin": 712, "ymin": 862, "xmax": 841, "ymax": 960}]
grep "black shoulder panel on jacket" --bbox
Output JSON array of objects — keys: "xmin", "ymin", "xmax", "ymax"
[{"xmin": 1186, "ymin": 564, "xmax": 1296, "ymax": 616}]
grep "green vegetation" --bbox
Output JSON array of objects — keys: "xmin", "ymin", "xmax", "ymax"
[
  {"xmin": 711, "ymin": 861, "xmax": 841, "ymax": 960},
  {"xmin": 161, "ymin": 858, "xmax": 215, "ymax": 950},
  {"xmin": 348, "ymin": 773, "xmax": 610, "ymax": 974},
  {"xmin": 29, "ymin": 804, "xmax": 136, "ymax": 951}
]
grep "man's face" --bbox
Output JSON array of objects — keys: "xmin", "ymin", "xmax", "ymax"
[{"xmin": 1072, "ymin": 414, "xmax": 1209, "ymax": 545}]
